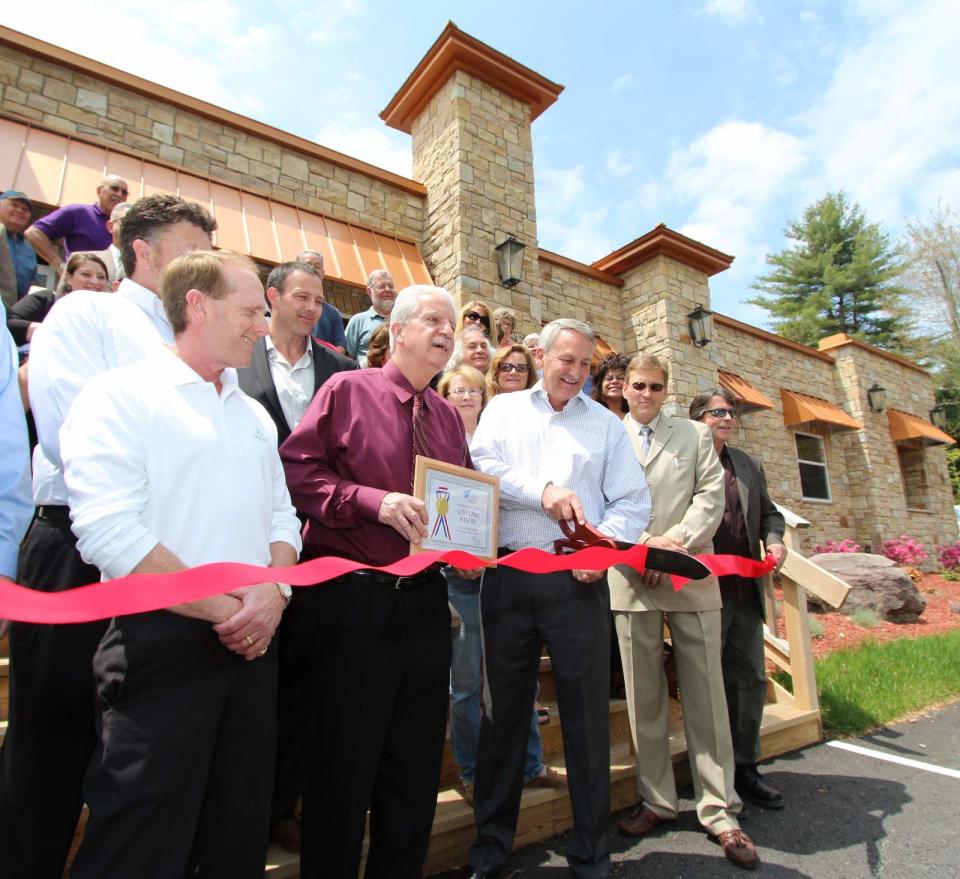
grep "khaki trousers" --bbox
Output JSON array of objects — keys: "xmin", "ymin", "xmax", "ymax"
[{"xmin": 615, "ymin": 608, "xmax": 742, "ymax": 834}]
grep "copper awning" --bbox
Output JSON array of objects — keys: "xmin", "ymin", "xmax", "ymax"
[
  {"xmin": 0, "ymin": 117, "xmax": 432, "ymax": 289},
  {"xmin": 780, "ymin": 389, "xmax": 862, "ymax": 431},
  {"xmin": 718, "ymin": 370, "xmax": 774, "ymax": 413},
  {"xmin": 887, "ymin": 408, "xmax": 955, "ymax": 446}
]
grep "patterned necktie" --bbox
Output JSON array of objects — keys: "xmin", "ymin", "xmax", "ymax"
[
  {"xmin": 411, "ymin": 392, "xmax": 431, "ymax": 486},
  {"xmin": 640, "ymin": 424, "xmax": 653, "ymax": 456}
]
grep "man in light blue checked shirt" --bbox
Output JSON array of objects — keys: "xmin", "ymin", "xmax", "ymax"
[{"xmin": 464, "ymin": 318, "xmax": 650, "ymax": 879}]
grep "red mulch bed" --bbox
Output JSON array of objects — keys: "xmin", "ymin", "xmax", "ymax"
[{"xmin": 776, "ymin": 573, "xmax": 960, "ymax": 659}]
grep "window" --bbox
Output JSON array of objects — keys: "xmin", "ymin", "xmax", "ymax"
[
  {"xmin": 795, "ymin": 432, "xmax": 831, "ymax": 501},
  {"xmin": 897, "ymin": 443, "xmax": 929, "ymax": 511}
]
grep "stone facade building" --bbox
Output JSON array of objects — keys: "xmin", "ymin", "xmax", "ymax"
[{"xmin": 2, "ymin": 22, "xmax": 955, "ymax": 558}]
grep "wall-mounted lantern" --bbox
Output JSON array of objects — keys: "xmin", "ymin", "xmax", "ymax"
[
  {"xmin": 930, "ymin": 405, "xmax": 947, "ymax": 429},
  {"xmin": 867, "ymin": 382, "xmax": 887, "ymax": 413},
  {"xmin": 687, "ymin": 305, "xmax": 713, "ymax": 348},
  {"xmin": 495, "ymin": 234, "xmax": 525, "ymax": 288}
]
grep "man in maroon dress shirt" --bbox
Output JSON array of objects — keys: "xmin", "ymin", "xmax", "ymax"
[{"xmin": 280, "ymin": 284, "xmax": 474, "ymax": 879}]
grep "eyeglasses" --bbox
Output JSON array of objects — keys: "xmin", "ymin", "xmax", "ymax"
[
  {"xmin": 630, "ymin": 381, "xmax": 665, "ymax": 393},
  {"xmin": 448, "ymin": 387, "xmax": 483, "ymax": 398},
  {"xmin": 704, "ymin": 407, "xmax": 737, "ymax": 419},
  {"xmin": 108, "ymin": 184, "xmax": 129, "ymax": 195},
  {"xmin": 498, "ymin": 362, "xmax": 529, "ymax": 373},
  {"xmin": 465, "ymin": 311, "xmax": 490, "ymax": 325}
]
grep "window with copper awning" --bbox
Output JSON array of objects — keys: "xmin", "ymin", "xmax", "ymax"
[
  {"xmin": 887, "ymin": 409, "xmax": 955, "ymax": 447},
  {"xmin": 780, "ymin": 389, "xmax": 862, "ymax": 431},
  {"xmin": 718, "ymin": 370, "xmax": 774, "ymax": 413},
  {"xmin": 0, "ymin": 116, "xmax": 432, "ymax": 290}
]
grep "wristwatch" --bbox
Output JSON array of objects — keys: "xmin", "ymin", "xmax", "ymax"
[{"xmin": 276, "ymin": 583, "xmax": 293, "ymax": 606}]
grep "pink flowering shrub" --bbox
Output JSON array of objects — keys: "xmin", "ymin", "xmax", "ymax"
[
  {"xmin": 814, "ymin": 538, "xmax": 862, "ymax": 553},
  {"xmin": 881, "ymin": 535, "xmax": 928, "ymax": 566},
  {"xmin": 936, "ymin": 541, "xmax": 960, "ymax": 571}
]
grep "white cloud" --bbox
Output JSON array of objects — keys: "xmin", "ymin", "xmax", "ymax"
[
  {"xmin": 700, "ymin": 0, "xmax": 759, "ymax": 24},
  {"xmin": 536, "ymin": 166, "xmax": 614, "ymax": 262},
  {"xmin": 605, "ymin": 147, "xmax": 639, "ymax": 178},
  {"xmin": 612, "ymin": 73, "xmax": 635, "ymax": 93},
  {"xmin": 314, "ymin": 115, "xmax": 412, "ymax": 177}
]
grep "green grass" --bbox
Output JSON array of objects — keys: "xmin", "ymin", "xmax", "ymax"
[
  {"xmin": 807, "ymin": 616, "xmax": 825, "ymax": 639},
  {"xmin": 775, "ymin": 631, "xmax": 960, "ymax": 736},
  {"xmin": 849, "ymin": 607, "xmax": 881, "ymax": 628}
]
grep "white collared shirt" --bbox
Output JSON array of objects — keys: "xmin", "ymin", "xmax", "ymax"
[
  {"xmin": 265, "ymin": 335, "xmax": 314, "ymax": 431},
  {"xmin": 61, "ymin": 347, "xmax": 301, "ymax": 579},
  {"xmin": 28, "ymin": 281, "xmax": 170, "ymax": 504},
  {"xmin": 471, "ymin": 382, "xmax": 651, "ymax": 552}
]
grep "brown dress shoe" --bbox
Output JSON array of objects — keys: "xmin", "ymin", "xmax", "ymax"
[
  {"xmin": 618, "ymin": 803, "xmax": 669, "ymax": 837},
  {"xmin": 270, "ymin": 816, "xmax": 301, "ymax": 854},
  {"xmin": 526, "ymin": 766, "xmax": 568, "ymax": 788},
  {"xmin": 714, "ymin": 828, "xmax": 759, "ymax": 870}
]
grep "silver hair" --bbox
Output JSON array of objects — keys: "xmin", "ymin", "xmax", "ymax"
[
  {"xmin": 367, "ymin": 268, "xmax": 392, "ymax": 287},
  {"xmin": 447, "ymin": 323, "xmax": 495, "ymax": 370},
  {"xmin": 522, "ymin": 332, "xmax": 540, "ymax": 347},
  {"xmin": 388, "ymin": 284, "xmax": 456, "ymax": 353},
  {"xmin": 295, "ymin": 249, "xmax": 324, "ymax": 266},
  {"xmin": 110, "ymin": 202, "xmax": 132, "ymax": 221},
  {"xmin": 539, "ymin": 318, "xmax": 595, "ymax": 353}
]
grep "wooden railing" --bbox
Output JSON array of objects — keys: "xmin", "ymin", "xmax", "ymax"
[{"xmin": 761, "ymin": 504, "xmax": 850, "ymax": 714}]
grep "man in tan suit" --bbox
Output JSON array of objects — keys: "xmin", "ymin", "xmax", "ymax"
[{"xmin": 609, "ymin": 353, "xmax": 759, "ymax": 870}]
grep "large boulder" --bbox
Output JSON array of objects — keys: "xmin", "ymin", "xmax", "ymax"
[{"xmin": 808, "ymin": 552, "xmax": 927, "ymax": 623}]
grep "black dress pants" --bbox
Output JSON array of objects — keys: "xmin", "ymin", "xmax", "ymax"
[
  {"xmin": 0, "ymin": 509, "xmax": 104, "ymax": 879},
  {"xmin": 469, "ymin": 568, "xmax": 612, "ymax": 879},
  {"xmin": 70, "ymin": 609, "xmax": 278, "ymax": 879},
  {"xmin": 270, "ymin": 590, "xmax": 317, "ymax": 823},
  {"xmin": 299, "ymin": 572, "xmax": 451, "ymax": 879}
]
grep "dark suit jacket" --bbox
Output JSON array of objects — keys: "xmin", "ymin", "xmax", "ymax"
[
  {"xmin": 725, "ymin": 445, "xmax": 786, "ymax": 613},
  {"xmin": 238, "ymin": 335, "xmax": 357, "ymax": 446}
]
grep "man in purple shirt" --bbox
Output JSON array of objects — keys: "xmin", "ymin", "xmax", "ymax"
[
  {"xmin": 281, "ymin": 284, "xmax": 474, "ymax": 879},
  {"xmin": 24, "ymin": 175, "xmax": 129, "ymax": 278}
]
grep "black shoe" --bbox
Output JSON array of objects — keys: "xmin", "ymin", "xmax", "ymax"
[{"xmin": 735, "ymin": 764, "xmax": 784, "ymax": 809}]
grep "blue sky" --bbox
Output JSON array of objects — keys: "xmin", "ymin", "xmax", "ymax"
[{"xmin": 5, "ymin": 0, "xmax": 958, "ymax": 326}]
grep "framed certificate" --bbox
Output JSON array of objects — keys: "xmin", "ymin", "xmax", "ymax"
[{"xmin": 411, "ymin": 456, "xmax": 500, "ymax": 563}]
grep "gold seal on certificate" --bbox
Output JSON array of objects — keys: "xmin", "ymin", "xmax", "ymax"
[{"xmin": 411, "ymin": 456, "xmax": 500, "ymax": 563}]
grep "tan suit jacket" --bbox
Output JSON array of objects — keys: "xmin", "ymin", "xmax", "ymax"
[{"xmin": 609, "ymin": 413, "xmax": 725, "ymax": 613}]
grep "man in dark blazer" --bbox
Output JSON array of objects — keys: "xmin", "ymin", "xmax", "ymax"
[
  {"xmin": 690, "ymin": 387, "xmax": 787, "ymax": 811},
  {"xmin": 238, "ymin": 259, "xmax": 355, "ymax": 851}
]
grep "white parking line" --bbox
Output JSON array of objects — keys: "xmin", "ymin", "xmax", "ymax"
[{"xmin": 827, "ymin": 740, "xmax": 960, "ymax": 780}]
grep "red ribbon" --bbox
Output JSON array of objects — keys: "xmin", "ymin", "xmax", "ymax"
[{"xmin": 0, "ymin": 546, "xmax": 776, "ymax": 624}]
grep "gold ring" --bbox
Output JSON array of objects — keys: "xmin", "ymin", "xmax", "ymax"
[
  {"xmin": 245, "ymin": 635, "xmax": 254, "ymax": 646},
  {"xmin": 257, "ymin": 647, "xmax": 268, "ymax": 657}
]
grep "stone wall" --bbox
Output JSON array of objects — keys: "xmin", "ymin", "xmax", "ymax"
[
  {"xmin": 710, "ymin": 321, "xmax": 856, "ymax": 553},
  {"xmin": 411, "ymin": 69, "xmax": 538, "ymax": 313},
  {"xmin": 0, "ymin": 46, "xmax": 424, "ymax": 240},
  {"xmin": 536, "ymin": 260, "xmax": 625, "ymax": 352}
]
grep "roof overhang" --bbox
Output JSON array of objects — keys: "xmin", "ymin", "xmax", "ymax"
[
  {"xmin": 781, "ymin": 389, "xmax": 862, "ymax": 432},
  {"xmin": 718, "ymin": 370, "xmax": 775, "ymax": 413},
  {"xmin": 380, "ymin": 22, "xmax": 564, "ymax": 133},
  {"xmin": 887, "ymin": 409, "xmax": 955, "ymax": 446},
  {"xmin": 592, "ymin": 224, "xmax": 734, "ymax": 277}
]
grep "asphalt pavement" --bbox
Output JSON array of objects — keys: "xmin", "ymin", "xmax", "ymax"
[{"xmin": 440, "ymin": 699, "xmax": 960, "ymax": 878}]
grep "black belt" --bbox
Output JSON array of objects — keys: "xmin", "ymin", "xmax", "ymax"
[
  {"xmin": 347, "ymin": 564, "xmax": 444, "ymax": 590},
  {"xmin": 37, "ymin": 505, "xmax": 71, "ymax": 523}
]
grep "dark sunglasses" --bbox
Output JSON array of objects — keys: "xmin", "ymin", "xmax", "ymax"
[
  {"xmin": 498, "ymin": 362, "xmax": 529, "ymax": 373},
  {"xmin": 108, "ymin": 183, "xmax": 129, "ymax": 195},
  {"xmin": 465, "ymin": 311, "xmax": 490, "ymax": 325},
  {"xmin": 704, "ymin": 407, "xmax": 737, "ymax": 419},
  {"xmin": 630, "ymin": 381, "xmax": 665, "ymax": 393}
]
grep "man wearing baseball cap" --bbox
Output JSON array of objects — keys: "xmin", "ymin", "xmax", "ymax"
[{"xmin": 0, "ymin": 191, "xmax": 37, "ymax": 309}]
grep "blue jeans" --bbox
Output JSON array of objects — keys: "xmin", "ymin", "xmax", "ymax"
[{"xmin": 447, "ymin": 571, "xmax": 544, "ymax": 784}]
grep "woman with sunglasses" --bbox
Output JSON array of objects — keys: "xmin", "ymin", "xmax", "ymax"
[
  {"xmin": 688, "ymin": 387, "xmax": 787, "ymax": 813},
  {"xmin": 457, "ymin": 300, "xmax": 494, "ymax": 338},
  {"xmin": 487, "ymin": 344, "xmax": 536, "ymax": 398},
  {"xmin": 591, "ymin": 352, "xmax": 630, "ymax": 415},
  {"xmin": 437, "ymin": 361, "xmax": 565, "ymax": 805}
]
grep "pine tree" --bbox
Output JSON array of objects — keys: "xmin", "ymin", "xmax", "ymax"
[{"xmin": 749, "ymin": 192, "xmax": 909, "ymax": 350}]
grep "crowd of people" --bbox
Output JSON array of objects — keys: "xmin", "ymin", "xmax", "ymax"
[{"xmin": 0, "ymin": 185, "xmax": 789, "ymax": 879}]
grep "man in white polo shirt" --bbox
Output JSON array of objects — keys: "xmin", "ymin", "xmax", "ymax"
[{"xmin": 61, "ymin": 249, "xmax": 301, "ymax": 879}]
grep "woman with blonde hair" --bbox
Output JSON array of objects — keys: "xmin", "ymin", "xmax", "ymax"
[
  {"xmin": 456, "ymin": 300, "xmax": 494, "ymax": 338},
  {"xmin": 486, "ymin": 343, "xmax": 536, "ymax": 399},
  {"xmin": 437, "ymin": 364, "xmax": 486, "ymax": 440},
  {"xmin": 492, "ymin": 306, "xmax": 517, "ymax": 347}
]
